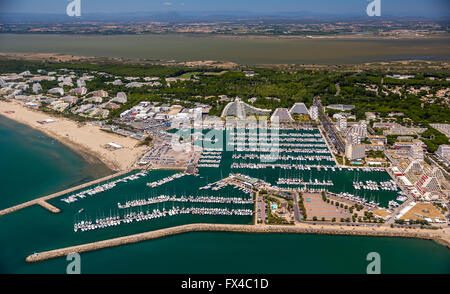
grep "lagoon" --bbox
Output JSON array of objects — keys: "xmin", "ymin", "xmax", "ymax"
[{"xmin": 0, "ymin": 34, "xmax": 449, "ymax": 65}]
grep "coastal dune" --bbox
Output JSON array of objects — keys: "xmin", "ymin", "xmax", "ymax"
[{"xmin": 0, "ymin": 101, "xmax": 146, "ymax": 171}]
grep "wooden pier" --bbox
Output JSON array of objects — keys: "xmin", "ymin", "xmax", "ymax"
[{"xmin": 0, "ymin": 170, "xmax": 131, "ymax": 217}]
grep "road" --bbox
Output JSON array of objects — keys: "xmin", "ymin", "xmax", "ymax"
[
  {"xmin": 335, "ymin": 83, "xmax": 340, "ymax": 96},
  {"xmin": 314, "ymin": 96, "xmax": 345, "ymax": 154},
  {"xmin": 293, "ymin": 192, "xmax": 302, "ymax": 222}
]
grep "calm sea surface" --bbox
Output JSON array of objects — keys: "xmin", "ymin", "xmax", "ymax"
[
  {"xmin": 0, "ymin": 116, "xmax": 449, "ymax": 274},
  {"xmin": 0, "ymin": 115, "xmax": 111, "ymax": 210},
  {"xmin": 0, "ymin": 34, "xmax": 449, "ymax": 64}
]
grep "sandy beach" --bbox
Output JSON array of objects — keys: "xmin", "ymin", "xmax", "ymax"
[{"xmin": 0, "ymin": 100, "xmax": 147, "ymax": 171}]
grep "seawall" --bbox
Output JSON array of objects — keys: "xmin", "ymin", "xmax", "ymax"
[
  {"xmin": 0, "ymin": 170, "xmax": 131, "ymax": 216},
  {"xmin": 26, "ymin": 223, "xmax": 449, "ymax": 263}
]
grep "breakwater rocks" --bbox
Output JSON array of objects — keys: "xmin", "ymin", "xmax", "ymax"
[
  {"xmin": 0, "ymin": 170, "xmax": 131, "ymax": 216},
  {"xmin": 26, "ymin": 223, "xmax": 449, "ymax": 263}
]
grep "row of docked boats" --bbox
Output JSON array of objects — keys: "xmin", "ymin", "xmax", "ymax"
[
  {"xmin": 199, "ymin": 150, "xmax": 222, "ymax": 166},
  {"xmin": 232, "ymin": 150, "xmax": 330, "ymax": 161},
  {"xmin": 117, "ymin": 195, "xmax": 254, "ymax": 209},
  {"xmin": 353, "ymin": 180, "xmax": 398, "ymax": 191},
  {"xmin": 388, "ymin": 192, "xmax": 408, "ymax": 208},
  {"xmin": 199, "ymin": 154, "xmax": 222, "ymax": 159},
  {"xmin": 227, "ymin": 131, "xmax": 321, "ymax": 137},
  {"xmin": 199, "ymin": 181, "xmax": 228, "ymax": 191},
  {"xmin": 200, "ymin": 181, "xmax": 253, "ymax": 195},
  {"xmin": 271, "ymin": 185, "xmax": 328, "ymax": 193},
  {"xmin": 388, "ymin": 200, "xmax": 400, "ymax": 208},
  {"xmin": 276, "ymin": 178, "xmax": 334, "ymax": 186},
  {"xmin": 230, "ymin": 137, "xmax": 324, "ymax": 143},
  {"xmin": 197, "ymin": 163, "xmax": 220, "ymax": 168},
  {"xmin": 228, "ymin": 143, "xmax": 327, "ymax": 149},
  {"xmin": 259, "ymin": 154, "xmax": 334, "ymax": 162},
  {"xmin": 198, "ymin": 159, "xmax": 221, "ymax": 164},
  {"xmin": 231, "ymin": 163, "xmax": 335, "ymax": 170},
  {"xmin": 74, "ymin": 207, "xmax": 253, "ymax": 232},
  {"xmin": 335, "ymin": 192, "xmax": 380, "ymax": 208},
  {"xmin": 61, "ymin": 171, "xmax": 148, "ymax": 204},
  {"xmin": 146, "ymin": 172, "xmax": 185, "ymax": 188}
]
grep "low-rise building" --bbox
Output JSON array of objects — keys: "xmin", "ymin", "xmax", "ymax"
[
  {"xmin": 89, "ymin": 90, "xmax": 108, "ymax": 98},
  {"xmin": 70, "ymin": 87, "xmax": 87, "ymax": 96},
  {"xmin": 111, "ymin": 92, "xmax": 127, "ymax": 104},
  {"xmin": 326, "ymin": 104, "xmax": 355, "ymax": 111},
  {"xmin": 32, "ymin": 83, "xmax": 42, "ymax": 94},
  {"xmin": 365, "ymin": 112, "xmax": 377, "ymax": 121},
  {"xmin": 48, "ymin": 87, "xmax": 64, "ymax": 96}
]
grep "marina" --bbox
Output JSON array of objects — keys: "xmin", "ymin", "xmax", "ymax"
[
  {"xmin": 1, "ymin": 121, "xmax": 447, "ymax": 273},
  {"xmin": 47, "ymin": 127, "xmax": 406, "ymax": 234}
]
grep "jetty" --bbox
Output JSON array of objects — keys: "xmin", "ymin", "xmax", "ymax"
[
  {"xmin": 37, "ymin": 200, "xmax": 61, "ymax": 214},
  {"xmin": 0, "ymin": 170, "xmax": 131, "ymax": 216},
  {"xmin": 26, "ymin": 223, "xmax": 449, "ymax": 263}
]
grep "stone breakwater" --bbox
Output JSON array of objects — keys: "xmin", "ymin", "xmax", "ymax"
[
  {"xmin": 0, "ymin": 170, "xmax": 131, "ymax": 216},
  {"xmin": 26, "ymin": 223, "xmax": 449, "ymax": 263}
]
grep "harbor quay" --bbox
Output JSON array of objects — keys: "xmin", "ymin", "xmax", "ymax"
[
  {"xmin": 26, "ymin": 223, "xmax": 450, "ymax": 263},
  {"xmin": 0, "ymin": 169, "xmax": 131, "ymax": 216}
]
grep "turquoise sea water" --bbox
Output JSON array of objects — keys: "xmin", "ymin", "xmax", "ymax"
[
  {"xmin": 0, "ymin": 115, "xmax": 111, "ymax": 210},
  {"xmin": 0, "ymin": 116, "xmax": 449, "ymax": 274}
]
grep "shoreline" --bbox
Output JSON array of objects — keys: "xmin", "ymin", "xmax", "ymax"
[
  {"xmin": 26, "ymin": 223, "xmax": 449, "ymax": 263},
  {"xmin": 0, "ymin": 100, "xmax": 146, "ymax": 172}
]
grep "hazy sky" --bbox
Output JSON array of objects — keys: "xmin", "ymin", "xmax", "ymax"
[{"xmin": 0, "ymin": 0, "xmax": 449, "ymax": 17}]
